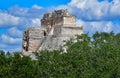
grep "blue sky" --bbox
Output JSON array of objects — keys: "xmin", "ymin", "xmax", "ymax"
[
  {"xmin": 0, "ymin": 0, "xmax": 71, "ymax": 9},
  {"xmin": 0, "ymin": 0, "xmax": 120, "ymax": 52}
]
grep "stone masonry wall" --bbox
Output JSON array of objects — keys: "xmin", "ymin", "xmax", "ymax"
[
  {"xmin": 22, "ymin": 28, "xmax": 47, "ymax": 52},
  {"xmin": 39, "ymin": 26, "xmax": 83, "ymax": 51},
  {"xmin": 22, "ymin": 9, "xmax": 83, "ymax": 52},
  {"xmin": 41, "ymin": 9, "xmax": 76, "ymax": 31}
]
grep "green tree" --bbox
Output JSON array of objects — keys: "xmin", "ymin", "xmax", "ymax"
[{"xmin": 1, "ymin": 32, "xmax": 120, "ymax": 78}]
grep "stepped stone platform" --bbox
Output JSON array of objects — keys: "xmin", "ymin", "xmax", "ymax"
[{"xmin": 22, "ymin": 9, "xmax": 83, "ymax": 52}]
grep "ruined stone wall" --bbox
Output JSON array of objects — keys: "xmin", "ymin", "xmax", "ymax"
[
  {"xmin": 39, "ymin": 26, "xmax": 83, "ymax": 51},
  {"xmin": 22, "ymin": 28, "xmax": 47, "ymax": 52},
  {"xmin": 39, "ymin": 35, "xmax": 71, "ymax": 50},
  {"xmin": 22, "ymin": 30, "xmax": 29, "ymax": 52},
  {"xmin": 53, "ymin": 27, "xmax": 83, "ymax": 36},
  {"xmin": 63, "ymin": 16, "xmax": 76, "ymax": 27},
  {"xmin": 23, "ymin": 27, "xmax": 83, "ymax": 52},
  {"xmin": 22, "ymin": 9, "xmax": 83, "ymax": 52},
  {"xmin": 53, "ymin": 17, "xmax": 63, "ymax": 27},
  {"xmin": 41, "ymin": 9, "xmax": 76, "ymax": 30}
]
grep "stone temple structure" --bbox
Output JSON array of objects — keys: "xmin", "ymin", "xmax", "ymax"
[{"xmin": 22, "ymin": 9, "xmax": 83, "ymax": 52}]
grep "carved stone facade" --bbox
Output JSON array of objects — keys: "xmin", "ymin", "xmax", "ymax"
[
  {"xmin": 22, "ymin": 9, "xmax": 83, "ymax": 52},
  {"xmin": 41, "ymin": 9, "xmax": 76, "ymax": 31},
  {"xmin": 22, "ymin": 28, "xmax": 46, "ymax": 52}
]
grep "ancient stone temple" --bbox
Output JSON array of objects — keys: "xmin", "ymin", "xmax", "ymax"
[{"xmin": 22, "ymin": 9, "xmax": 83, "ymax": 52}]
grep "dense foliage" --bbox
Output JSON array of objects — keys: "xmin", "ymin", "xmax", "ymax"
[{"xmin": 0, "ymin": 32, "xmax": 120, "ymax": 78}]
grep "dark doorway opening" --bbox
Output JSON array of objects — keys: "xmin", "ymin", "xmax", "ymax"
[{"xmin": 44, "ymin": 31, "xmax": 47, "ymax": 36}]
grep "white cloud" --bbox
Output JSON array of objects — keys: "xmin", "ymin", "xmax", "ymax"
[
  {"xmin": 55, "ymin": 5, "xmax": 69, "ymax": 10},
  {"xmin": 0, "ymin": 44, "xmax": 22, "ymax": 52},
  {"xmin": 8, "ymin": 5, "xmax": 45, "ymax": 18},
  {"xmin": 8, "ymin": 27, "xmax": 22, "ymax": 37},
  {"xmin": 76, "ymin": 19, "xmax": 120, "ymax": 35},
  {"xmin": 0, "ymin": 13, "xmax": 20, "ymax": 26},
  {"xmin": 1, "ymin": 34, "xmax": 22, "ymax": 44},
  {"xmin": 68, "ymin": 0, "xmax": 120, "ymax": 20},
  {"xmin": 0, "ymin": 13, "xmax": 41, "ymax": 28},
  {"xmin": 1, "ymin": 5, "xmax": 46, "ymax": 28},
  {"xmin": 66, "ymin": 0, "xmax": 120, "ymax": 35},
  {"xmin": 0, "ymin": 43, "xmax": 7, "ymax": 48},
  {"xmin": 32, "ymin": 4, "xmax": 43, "ymax": 9},
  {"xmin": 110, "ymin": 1, "xmax": 120, "ymax": 16},
  {"xmin": 30, "ymin": 18, "xmax": 40, "ymax": 27}
]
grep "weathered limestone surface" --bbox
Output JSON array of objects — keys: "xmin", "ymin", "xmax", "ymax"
[
  {"xmin": 22, "ymin": 28, "xmax": 47, "ymax": 52},
  {"xmin": 22, "ymin": 9, "xmax": 83, "ymax": 52},
  {"xmin": 41, "ymin": 9, "xmax": 76, "ymax": 30},
  {"xmin": 39, "ymin": 27, "xmax": 83, "ymax": 50},
  {"xmin": 53, "ymin": 27, "xmax": 83, "ymax": 35}
]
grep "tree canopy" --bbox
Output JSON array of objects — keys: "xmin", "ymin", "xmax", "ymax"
[{"xmin": 0, "ymin": 32, "xmax": 120, "ymax": 78}]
